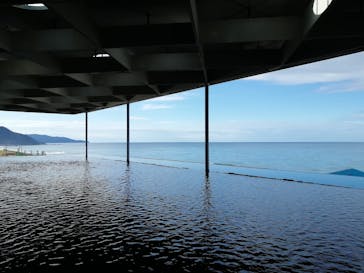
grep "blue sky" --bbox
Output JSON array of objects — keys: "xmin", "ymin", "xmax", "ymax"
[{"xmin": 1, "ymin": 52, "xmax": 364, "ymax": 142}]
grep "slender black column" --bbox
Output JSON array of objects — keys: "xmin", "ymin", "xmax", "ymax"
[
  {"xmin": 126, "ymin": 102, "xmax": 130, "ymax": 165},
  {"xmin": 85, "ymin": 111, "xmax": 88, "ymax": 161},
  {"xmin": 205, "ymin": 84, "xmax": 209, "ymax": 176}
]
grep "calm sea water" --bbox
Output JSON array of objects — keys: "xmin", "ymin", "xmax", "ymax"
[
  {"xmin": 0, "ymin": 158, "xmax": 363, "ymax": 272},
  {"xmin": 5, "ymin": 142, "xmax": 364, "ymax": 174}
]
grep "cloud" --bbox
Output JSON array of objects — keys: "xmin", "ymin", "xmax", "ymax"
[
  {"xmin": 139, "ymin": 93, "xmax": 187, "ymax": 111},
  {"xmin": 250, "ymin": 72, "xmax": 348, "ymax": 85},
  {"xmin": 138, "ymin": 91, "xmax": 197, "ymax": 112},
  {"xmin": 247, "ymin": 52, "xmax": 364, "ymax": 92},
  {"xmin": 148, "ymin": 94, "xmax": 186, "ymax": 102},
  {"xmin": 342, "ymin": 112, "xmax": 364, "ymax": 125},
  {"xmin": 0, "ymin": 117, "xmax": 86, "ymax": 140},
  {"xmin": 142, "ymin": 104, "xmax": 173, "ymax": 110},
  {"xmin": 2, "ymin": 119, "xmax": 83, "ymax": 131},
  {"xmin": 316, "ymin": 79, "xmax": 364, "ymax": 93}
]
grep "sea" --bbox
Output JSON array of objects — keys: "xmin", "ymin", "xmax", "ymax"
[
  {"xmin": 3, "ymin": 142, "xmax": 364, "ymax": 188},
  {"xmin": 1, "ymin": 142, "xmax": 364, "ymax": 272},
  {"xmin": 3, "ymin": 142, "xmax": 364, "ymax": 172}
]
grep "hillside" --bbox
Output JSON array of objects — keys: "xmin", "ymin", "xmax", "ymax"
[
  {"xmin": 0, "ymin": 127, "xmax": 41, "ymax": 145},
  {"xmin": 28, "ymin": 134, "xmax": 84, "ymax": 144}
]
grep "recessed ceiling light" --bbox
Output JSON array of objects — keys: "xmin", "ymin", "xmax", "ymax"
[
  {"xmin": 93, "ymin": 53, "xmax": 110, "ymax": 58},
  {"xmin": 13, "ymin": 3, "xmax": 48, "ymax": 10}
]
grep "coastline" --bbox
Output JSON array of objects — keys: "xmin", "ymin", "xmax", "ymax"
[{"xmin": 0, "ymin": 148, "xmax": 45, "ymax": 157}]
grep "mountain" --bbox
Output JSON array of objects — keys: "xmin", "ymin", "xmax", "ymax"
[
  {"xmin": 0, "ymin": 126, "xmax": 84, "ymax": 145},
  {"xmin": 28, "ymin": 134, "xmax": 85, "ymax": 144},
  {"xmin": 0, "ymin": 126, "xmax": 41, "ymax": 145},
  {"xmin": 331, "ymin": 168, "xmax": 364, "ymax": 177}
]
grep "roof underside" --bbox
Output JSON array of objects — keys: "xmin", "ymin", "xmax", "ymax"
[{"xmin": 0, "ymin": 0, "xmax": 363, "ymax": 114}]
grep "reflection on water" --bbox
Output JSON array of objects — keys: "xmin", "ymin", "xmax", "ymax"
[{"xmin": 0, "ymin": 158, "xmax": 364, "ymax": 272}]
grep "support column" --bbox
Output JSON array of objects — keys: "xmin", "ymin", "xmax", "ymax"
[
  {"xmin": 190, "ymin": 0, "xmax": 209, "ymax": 176},
  {"xmin": 85, "ymin": 111, "xmax": 88, "ymax": 161},
  {"xmin": 126, "ymin": 102, "xmax": 130, "ymax": 165},
  {"xmin": 205, "ymin": 84, "xmax": 209, "ymax": 177}
]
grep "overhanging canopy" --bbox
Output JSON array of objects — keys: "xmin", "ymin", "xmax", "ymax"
[{"xmin": 0, "ymin": 0, "xmax": 363, "ymax": 114}]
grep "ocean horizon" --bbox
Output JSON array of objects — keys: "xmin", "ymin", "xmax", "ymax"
[{"xmin": 2, "ymin": 142, "xmax": 364, "ymax": 189}]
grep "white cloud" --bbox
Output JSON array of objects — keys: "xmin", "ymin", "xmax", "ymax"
[
  {"xmin": 247, "ymin": 52, "xmax": 364, "ymax": 92},
  {"xmin": 137, "ymin": 91, "xmax": 198, "ymax": 112},
  {"xmin": 139, "ymin": 93, "xmax": 188, "ymax": 111},
  {"xmin": 316, "ymin": 79, "xmax": 364, "ymax": 93},
  {"xmin": 142, "ymin": 104, "xmax": 173, "ymax": 110},
  {"xmin": 342, "ymin": 112, "xmax": 364, "ymax": 125},
  {"xmin": 148, "ymin": 94, "xmax": 186, "ymax": 102},
  {"xmin": 3, "ymin": 110, "xmax": 364, "ymax": 142},
  {"xmin": 2, "ymin": 119, "xmax": 83, "ymax": 132},
  {"xmin": 1, "ymin": 118, "xmax": 86, "ymax": 140},
  {"xmin": 250, "ymin": 72, "xmax": 348, "ymax": 85}
]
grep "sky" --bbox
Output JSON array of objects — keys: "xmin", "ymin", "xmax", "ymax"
[{"xmin": 1, "ymin": 52, "xmax": 364, "ymax": 142}]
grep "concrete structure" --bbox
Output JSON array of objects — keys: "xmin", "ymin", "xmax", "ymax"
[{"xmin": 0, "ymin": 0, "xmax": 363, "ymax": 174}]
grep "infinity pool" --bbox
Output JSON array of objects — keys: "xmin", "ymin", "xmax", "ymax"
[{"xmin": 0, "ymin": 158, "xmax": 363, "ymax": 272}]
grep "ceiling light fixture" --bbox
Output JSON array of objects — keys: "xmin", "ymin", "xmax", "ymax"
[
  {"xmin": 93, "ymin": 53, "xmax": 110, "ymax": 58},
  {"xmin": 13, "ymin": 3, "xmax": 48, "ymax": 10},
  {"xmin": 312, "ymin": 0, "xmax": 333, "ymax": 15}
]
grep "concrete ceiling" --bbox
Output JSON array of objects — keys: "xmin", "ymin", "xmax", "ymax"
[{"xmin": 0, "ymin": 0, "xmax": 363, "ymax": 114}]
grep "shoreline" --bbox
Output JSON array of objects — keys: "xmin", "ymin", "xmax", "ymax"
[{"xmin": 0, "ymin": 148, "xmax": 45, "ymax": 157}]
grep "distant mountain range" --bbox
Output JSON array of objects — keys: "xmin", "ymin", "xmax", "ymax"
[
  {"xmin": 28, "ymin": 134, "xmax": 84, "ymax": 144},
  {"xmin": 0, "ymin": 126, "xmax": 84, "ymax": 145},
  {"xmin": 0, "ymin": 127, "xmax": 39, "ymax": 145}
]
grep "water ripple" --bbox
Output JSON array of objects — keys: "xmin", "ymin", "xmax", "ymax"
[{"xmin": 0, "ymin": 158, "xmax": 363, "ymax": 272}]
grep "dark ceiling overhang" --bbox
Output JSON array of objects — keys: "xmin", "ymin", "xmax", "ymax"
[{"xmin": 0, "ymin": 0, "xmax": 363, "ymax": 114}]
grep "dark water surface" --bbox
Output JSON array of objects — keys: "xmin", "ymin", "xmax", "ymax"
[{"xmin": 0, "ymin": 158, "xmax": 363, "ymax": 272}]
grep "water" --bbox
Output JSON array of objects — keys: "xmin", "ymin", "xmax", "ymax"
[
  {"xmin": 5, "ymin": 142, "xmax": 364, "ymax": 174},
  {"xmin": 0, "ymin": 158, "xmax": 363, "ymax": 272},
  {"xmin": 4, "ymin": 142, "xmax": 364, "ymax": 189}
]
